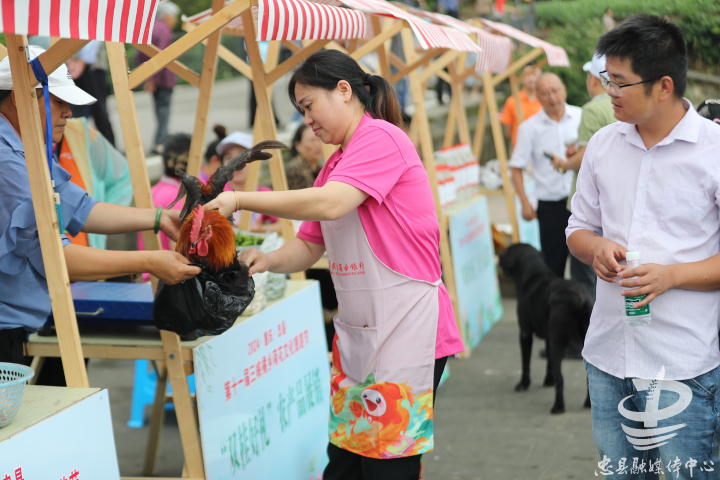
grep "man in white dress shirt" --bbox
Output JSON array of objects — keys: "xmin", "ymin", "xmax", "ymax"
[
  {"xmin": 509, "ymin": 73, "xmax": 584, "ymax": 281},
  {"xmin": 567, "ymin": 14, "xmax": 720, "ymax": 478}
]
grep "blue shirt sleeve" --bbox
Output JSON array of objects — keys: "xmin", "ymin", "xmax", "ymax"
[{"xmin": 0, "ymin": 139, "xmax": 97, "ymax": 278}]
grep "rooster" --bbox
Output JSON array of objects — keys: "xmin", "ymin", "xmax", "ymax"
[{"xmin": 169, "ymin": 140, "xmax": 288, "ymax": 274}]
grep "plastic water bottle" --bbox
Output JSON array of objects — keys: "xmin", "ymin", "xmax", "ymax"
[{"xmin": 623, "ymin": 251, "xmax": 652, "ymax": 326}]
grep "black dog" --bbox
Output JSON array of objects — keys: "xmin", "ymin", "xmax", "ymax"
[{"xmin": 499, "ymin": 243, "xmax": 593, "ymax": 414}]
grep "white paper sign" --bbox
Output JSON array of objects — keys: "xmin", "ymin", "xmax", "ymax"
[
  {"xmin": 0, "ymin": 390, "xmax": 120, "ymax": 479},
  {"xmin": 194, "ymin": 282, "xmax": 330, "ymax": 479}
]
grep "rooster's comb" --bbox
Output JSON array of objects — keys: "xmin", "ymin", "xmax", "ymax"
[{"xmin": 190, "ymin": 206, "xmax": 204, "ymax": 243}]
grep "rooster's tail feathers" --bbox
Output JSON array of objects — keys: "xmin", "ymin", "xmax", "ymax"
[
  {"xmin": 230, "ymin": 140, "xmax": 290, "ymax": 171},
  {"xmin": 168, "ymin": 170, "xmax": 205, "ymax": 221}
]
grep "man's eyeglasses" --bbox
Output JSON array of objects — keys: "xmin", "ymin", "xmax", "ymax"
[{"xmin": 599, "ymin": 71, "xmax": 662, "ymax": 97}]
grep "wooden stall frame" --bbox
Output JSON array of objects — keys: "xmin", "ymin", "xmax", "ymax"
[
  {"xmin": 9, "ymin": 5, "xmax": 498, "ymax": 479},
  {"xmin": 179, "ymin": 8, "xmax": 489, "ymax": 358},
  {"xmin": 102, "ymin": 0, "xmax": 399, "ymax": 475},
  {"xmin": 2, "ymin": 37, "xmax": 91, "ymax": 389},
  {"xmin": 1, "ymin": 28, "xmax": 206, "ymax": 480}
]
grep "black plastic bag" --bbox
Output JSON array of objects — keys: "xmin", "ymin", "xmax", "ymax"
[{"xmin": 153, "ymin": 264, "xmax": 255, "ymax": 341}]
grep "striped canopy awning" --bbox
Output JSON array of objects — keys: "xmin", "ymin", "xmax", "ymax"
[
  {"xmin": 185, "ymin": 0, "xmax": 367, "ymax": 41},
  {"xmin": 187, "ymin": 0, "xmax": 480, "ymax": 52},
  {"xmin": 0, "ymin": 0, "xmax": 159, "ymax": 43},
  {"xmin": 394, "ymin": 4, "xmax": 513, "ymax": 73},
  {"xmin": 480, "ymin": 18, "xmax": 569, "ymax": 67},
  {"xmin": 258, "ymin": 0, "xmax": 366, "ymax": 41},
  {"xmin": 336, "ymin": 0, "xmax": 480, "ymax": 53},
  {"xmin": 185, "ymin": 2, "xmax": 255, "ymax": 34}
]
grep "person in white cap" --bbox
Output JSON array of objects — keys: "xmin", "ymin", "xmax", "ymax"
[
  {"xmin": 216, "ymin": 131, "xmax": 282, "ymax": 233},
  {"xmin": 0, "ymin": 46, "xmax": 200, "ymax": 380},
  {"xmin": 216, "ymin": 130, "xmax": 256, "ymax": 192}
]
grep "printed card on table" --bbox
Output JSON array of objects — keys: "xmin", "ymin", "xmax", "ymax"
[{"xmin": 194, "ymin": 282, "xmax": 330, "ymax": 479}]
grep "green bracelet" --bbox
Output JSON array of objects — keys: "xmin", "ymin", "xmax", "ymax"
[{"xmin": 153, "ymin": 206, "xmax": 163, "ymax": 234}]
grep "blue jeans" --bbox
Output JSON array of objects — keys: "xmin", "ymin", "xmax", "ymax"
[{"xmin": 586, "ymin": 361, "xmax": 720, "ymax": 479}]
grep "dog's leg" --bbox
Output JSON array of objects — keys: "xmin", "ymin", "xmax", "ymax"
[
  {"xmin": 515, "ymin": 330, "xmax": 532, "ymax": 391},
  {"xmin": 584, "ymin": 375, "xmax": 591, "ymax": 409},
  {"xmin": 549, "ymin": 341, "xmax": 565, "ymax": 414},
  {"xmin": 543, "ymin": 338, "xmax": 555, "ymax": 387}
]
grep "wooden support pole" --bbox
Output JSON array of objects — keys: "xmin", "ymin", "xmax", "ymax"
[
  {"xmin": 418, "ymin": 50, "xmax": 460, "ymax": 84},
  {"xmin": 443, "ymin": 96, "xmax": 457, "ymax": 147},
  {"xmin": 372, "ymin": 17, "xmax": 392, "ymax": 78},
  {"xmin": 184, "ymin": 22, "xmax": 255, "ymax": 81},
  {"xmin": 518, "ymin": 57, "xmax": 547, "ymax": 81},
  {"xmin": 281, "ymin": 40, "xmax": 301, "ymax": 53},
  {"xmin": 187, "ymin": 0, "xmax": 225, "ymax": 178},
  {"xmin": 436, "ymin": 69, "xmax": 452, "ymax": 84},
  {"xmin": 509, "ymin": 71, "xmax": 524, "ymax": 127},
  {"xmin": 160, "ymin": 329, "xmax": 205, "ymax": 476},
  {"xmin": 266, "ymin": 39, "xmax": 331, "ymax": 85},
  {"xmin": 347, "ymin": 39, "xmax": 359, "ymax": 54},
  {"xmin": 243, "ymin": 9, "xmax": 305, "ymax": 281},
  {"xmin": 107, "ymin": 42, "xmax": 206, "ymax": 477},
  {"xmin": 471, "ymin": 93, "xmax": 487, "ymax": 160},
  {"xmin": 449, "ymin": 58, "xmax": 470, "ymax": 145},
  {"xmin": 388, "ymin": 48, "xmax": 443, "ymax": 85},
  {"xmin": 129, "ymin": 0, "xmax": 252, "ymax": 89},
  {"xmin": 491, "ymin": 47, "xmax": 543, "ymax": 87},
  {"xmin": 143, "ymin": 361, "xmax": 169, "ymax": 476},
  {"xmin": 350, "ymin": 21, "xmax": 404, "ymax": 62},
  {"xmin": 401, "ymin": 29, "xmax": 467, "ymax": 356},
  {"xmin": 483, "ymin": 71, "xmax": 519, "ymax": 243},
  {"xmin": 28, "ymin": 39, "xmax": 90, "ymax": 87},
  {"xmin": 132, "ymin": 44, "xmax": 202, "ymax": 88},
  {"xmin": 6, "ymin": 35, "xmax": 89, "ymax": 388}
]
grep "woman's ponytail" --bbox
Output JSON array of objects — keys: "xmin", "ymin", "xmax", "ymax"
[
  {"xmin": 289, "ymin": 50, "xmax": 404, "ymax": 129},
  {"xmin": 364, "ymin": 73, "xmax": 404, "ymax": 128}
]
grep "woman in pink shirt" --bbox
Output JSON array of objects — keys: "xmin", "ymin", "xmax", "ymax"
[{"xmin": 204, "ymin": 50, "xmax": 463, "ymax": 479}]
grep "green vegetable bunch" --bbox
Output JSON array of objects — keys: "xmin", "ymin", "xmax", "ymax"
[{"xmin": 235, "ymin": 233, "xmax": 265, "ymax": 248}]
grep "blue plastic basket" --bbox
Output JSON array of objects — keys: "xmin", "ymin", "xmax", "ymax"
[{"xmin": 0, "ymin": 363, "xmax": 34, "ymax": 428}]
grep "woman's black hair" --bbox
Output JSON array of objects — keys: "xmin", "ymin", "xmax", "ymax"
[
  {"xmin": 0, "ymin": 90, "xmax": 12, "ymax": 106},
  {"xmin": 162, "ymin": 133, "xmax": 192, "ymax": 178},
  {"xmin": 204, "ymin": 124, "xmax": 227, "ymax": 163},
  {"xmin": 288, "ymin": 50, "xmax": 404, "ymax": 129},
  {"xmin": 698, "ymin": 100, "xmax": 720, "ymax": 123},
  {"xmin": 290, "ymin": 124, "xmax": 309, "ymax": 158}
]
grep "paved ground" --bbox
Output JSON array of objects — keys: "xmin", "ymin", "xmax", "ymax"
[{"xmin": 89, "ymin": 294, "xmax": 607, "ymax": 479}]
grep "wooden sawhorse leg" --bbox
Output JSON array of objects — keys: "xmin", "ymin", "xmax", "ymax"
[{"xmin": 143, "ymin": 361, "xmax": 169, "ymax": 476}]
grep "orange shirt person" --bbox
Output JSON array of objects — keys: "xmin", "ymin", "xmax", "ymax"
[{"xmin": 500, "ymin": 64, "xmax": 542, "ymax": 147}]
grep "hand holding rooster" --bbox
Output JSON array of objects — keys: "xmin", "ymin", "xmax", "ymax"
[{"xmin": 167, "ymin": 140, "xmax": 288, "ymax": 274}]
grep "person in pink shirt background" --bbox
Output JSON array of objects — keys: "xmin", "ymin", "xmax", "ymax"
[{"xmin": 205, "ymin": 50, "xmax": 463, "ymax": 479}]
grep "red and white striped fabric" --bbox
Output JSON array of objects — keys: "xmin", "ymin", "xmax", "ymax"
[
  {"xmin": 184, "ymin": 1, "xmax": 249, "ymax": 32},
  {"xmin": 186, "ymin": 0, "xmax": 366, "ymax": 40},
  {"xmin": 258, "ymin": 0, "xmax": 366, "ymax": 41},
  {"xmin": 392, "ymin": 3, "xmax": 513, "ymax": 73},
  {"xmin": 480, "ymin": 18, "xmax": 569, "ymax": 67},
  {"xmin": 0, "ymin": 0, "xmax": 158, "ymax": 43},
  {"xmin": 338, "ymin": 0, "xmax": 480, "ymax": 53}
]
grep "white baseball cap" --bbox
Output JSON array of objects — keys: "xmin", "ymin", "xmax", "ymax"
[
  {"xmin": 583, "ymin": 54, "xmax": 607, "ymax": 81},
  {"xmin": 0, "ymin": 45, "xmax": 96, "ymax": 106},
  {"xmin": 216, "ymin": 131, "xmax": 253, "ymax": 156}
]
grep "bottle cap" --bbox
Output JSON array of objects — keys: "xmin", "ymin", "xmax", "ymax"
[{"xmin": 626, "ymin": 251, "xmax": 640, "ymax": 261}]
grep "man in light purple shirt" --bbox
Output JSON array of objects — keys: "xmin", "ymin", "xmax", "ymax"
[{"xmin": 567, "ymin": 15, "xmax": 720, "ymax": 478}]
